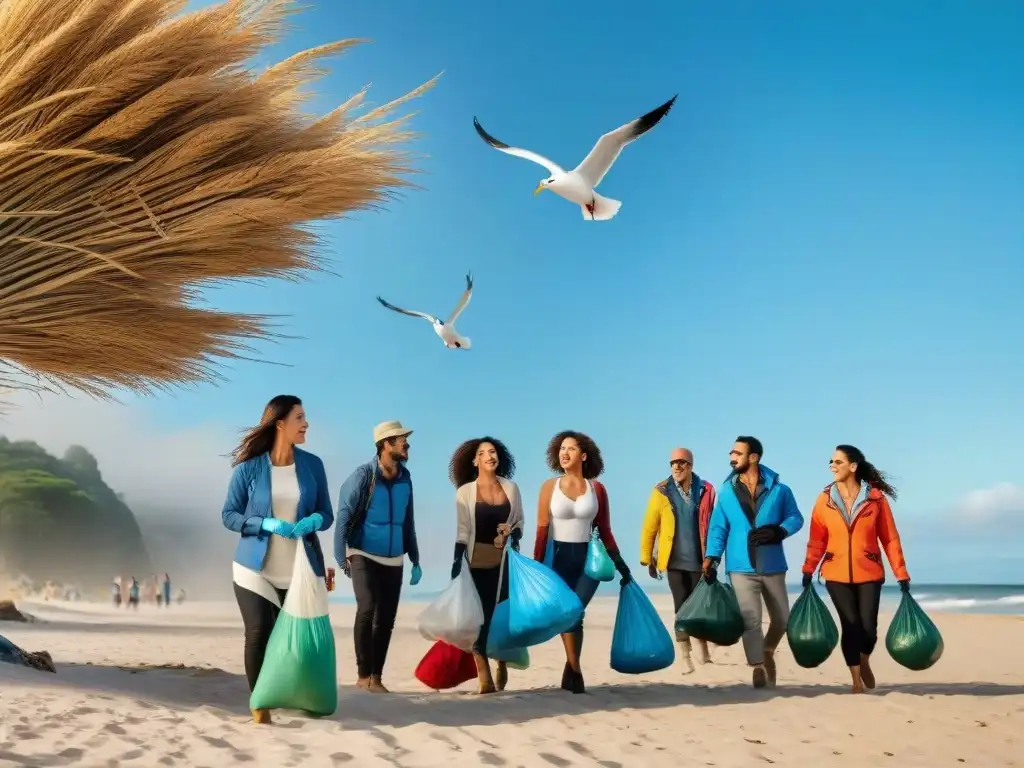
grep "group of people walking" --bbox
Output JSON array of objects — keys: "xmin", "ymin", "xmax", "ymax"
[{"xmin": 221, "ymin": 395, "xmax": 913, "ymax": 723}]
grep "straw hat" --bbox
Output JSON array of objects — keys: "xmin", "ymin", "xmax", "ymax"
[{"xmin": 373, "ymin": 421, "xmax": 413, "ymax": 443}]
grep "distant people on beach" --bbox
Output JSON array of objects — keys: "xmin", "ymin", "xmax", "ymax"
[
  {"xmin": 158, "ymin": 573, "xmax": 171, "ymax": 606},
  {"xmin": 128, "ymin": 578, "xmax": 140, "ymax": 609},
  {"xmin": 111, "ymin": 576, "xmax": 122, "ymax": 607},
  {"xmin": 335, "ymin": 420, "xmax": 421, "ymax": 694},
  {"xmin": 450, "ymin": 436, "xmax": 524, "ymax": 694},
  {"xmin": 533, "ymin": 431, "xmax": 631, "ymax": 694},
  {"xmin": 221, "ymin": 394, "xmax": 334, "ymax": 725},
  {"xmin": 640, "ymin": 447, "xmax": 717, "ymax": 673},
  {"xmin": 802, "ymin": 445, "xmax": 910, "ymax": 693},
  {"xmin": 703, "ymin": 436, "xmax": 804, "ymax": 689}
]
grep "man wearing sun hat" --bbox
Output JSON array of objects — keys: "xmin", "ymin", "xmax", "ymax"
[
  {"xmin": 639, "ymin": 447, "xmax": 717, "ymax": 673},
  {"xmin": 335, "ymin": 420, "xmax": 422, "ymax": 693}
]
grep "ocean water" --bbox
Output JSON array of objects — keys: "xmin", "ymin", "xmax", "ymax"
[{"xmin": 331, "ymin": 582, "xmax": 1024, "ymax": 615}]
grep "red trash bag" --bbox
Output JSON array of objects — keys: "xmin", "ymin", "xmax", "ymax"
[{"xmin": 414, "ymin": 640, "xmax": 478, "ymax": 690}]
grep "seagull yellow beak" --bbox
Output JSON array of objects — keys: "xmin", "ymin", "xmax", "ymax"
[{"xmin": 533, "ymin": 182, "xmax": 545, "ymax": 196}]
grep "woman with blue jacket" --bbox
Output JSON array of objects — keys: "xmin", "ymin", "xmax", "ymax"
[{"xmin": 221, "ymin": 395, "xmax": 334, "ymax": 725}]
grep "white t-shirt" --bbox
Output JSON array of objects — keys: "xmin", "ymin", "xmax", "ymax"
[{"xmin": 260, "ymin": 463, "xmax": 301, "ymax": 589}]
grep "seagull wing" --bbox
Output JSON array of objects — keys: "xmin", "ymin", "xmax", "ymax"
[
  {"xmin": 376, "ymin": 296, "xmax": 439, "ymax": 324},
  {"xmin": 444, "ymin": 272, "xmax": 473, "ymax": 325},
  {"xmin": 474, "ymin": 117, "xmax": 565, "ymax": 176},
  {"xmin": 573, "ymin": 95, "xmax": 677, "ymax": 188}
]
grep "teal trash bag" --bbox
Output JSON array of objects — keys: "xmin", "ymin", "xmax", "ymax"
[
  {"xmin": 885, "ymin": 591, "xmax": 944, "ymax": 671},
  {"xmin": 584, "ymin": 529, "xmax": 616, "ymax": 582},
  {"xmin": 610, "ymin": 579, "xmax": 675, "ymax": 674},
  {"xmin": 250, "ymin": 551, "xmax": 338, "ymax": 716},
  {"xmin": 674, "ymin": 577, "xmax": 745, "ymax": 646},
  {"xmin": 786, "ymin": 583, "xmax": 839, "ymax": 668},
  {"xmin": 485, "ymin": 599, "xmax": 530, "ymax": 669},
  {"xmin": 505, "ymin": 546, "xmax": 583, "ymax": 646}
]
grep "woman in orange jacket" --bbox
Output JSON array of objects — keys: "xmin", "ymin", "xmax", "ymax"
[{"xmin": 801, "ymin": 444, "xmax": 910, "ymax": 693}]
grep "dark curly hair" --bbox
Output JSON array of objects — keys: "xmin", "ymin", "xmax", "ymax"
[
  {"xmin": 448, "ymin": 436, "xmax": 516, "ymax": 488},
  {"xmin": 546, "ymin": 430, "xmax": 604, "ymax": 479}
]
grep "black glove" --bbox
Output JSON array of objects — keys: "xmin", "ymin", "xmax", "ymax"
[
  {"xmin": 899, "ymin": 579, "xmax": 910, "ymax": 593},
  {"xmin": 802, "ymin": 572, "xmax": 813, "ymax": 589},
  {"xmin": 451, "ymin": 542, "xmax": 468, "ymax": 579},
  {"xmin": 748, "ymin": 524, "xmax": 787, "ymax": 546},
  {"xmin": 510, "ymin": 527, "xmax": 522, "ymax": 552},
  {"xmin": 609, "ymin": 550, "xmax": 631, "ymax": 581}
]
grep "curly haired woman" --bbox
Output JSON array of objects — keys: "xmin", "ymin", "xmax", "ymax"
[
  {"xmin": 450, "ymin": 437, "xmax": 525, "ymax": 694},
  {"xmin": 534, "ymin": 430, "xmax": 631, "ymax": 694}
]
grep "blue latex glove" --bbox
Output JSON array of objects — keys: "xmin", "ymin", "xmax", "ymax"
[
  {"xmin": 291, "ymin": 513, "xmax": 323, "ymax": 538},
  {"xmin": 260, "ymin": 517, "xmax": 296, "ymax": 538},
  {"xmin": 410, "ymin": 564, "xmax": 422, "ymax": 586}
]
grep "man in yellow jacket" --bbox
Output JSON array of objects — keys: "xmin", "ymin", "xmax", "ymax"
[{"xmin": 639, "ymin": 447, "xmax": 717, "ymax": 673}]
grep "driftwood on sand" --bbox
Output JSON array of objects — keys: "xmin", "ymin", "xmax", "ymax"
[{"xmin": 0, "ymin": 0, "xmax": 438, "ymax": 400}]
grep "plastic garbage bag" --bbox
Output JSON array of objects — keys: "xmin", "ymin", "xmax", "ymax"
[
  {"xmin": 506, "ymin": 546, "xmax": 583, "ymax": 646},
  {"xmin": 485, "ymin": 599, "xmax": 531, "ymax": 670},
  {"xmin": 250, "ymin": 550, "xmax": 337, "ymax": 716},
  {"xmin": 610, "ymin": 579, "xmax": 675, "ymax": 674},
  {"xmin": 584, "ymin": 529, "xmax": 616, "ymax": 582},
  {"xmin": 416, "ymin": 555, "xmax": 485, "ymax": 651},
  {"xmin": 415, "ymin": 640, "xmax": 478, "ymax": 690},
  {"xmin": 674, "ymin": 578, "xmax": 745, "ymax": 647},
  {"xmin": 0, "ymin": 634, "xmax": 55, "ymax": 673},
  {"xmin": 885, "ymin": 591, "xmax": 944, "ymax": 671},
  {"xmin": 786, "ymin": 583, "xmax": 839, "ymax": 668}
]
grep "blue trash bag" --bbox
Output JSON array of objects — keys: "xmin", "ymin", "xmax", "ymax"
[
  {"xmin": 485, "ymin": 600, "xmax": 530, "ymax": 669},
  {"xmin": 584, "ymin": 529, "xmax": 616, "ymax": 582},
  {"xmin": 506, "ymin": 546, "xmax": 583, "ymax": 646},
  {"xmin": 610, "ymin": 579, "xmax": 675, "ymax": 674}
]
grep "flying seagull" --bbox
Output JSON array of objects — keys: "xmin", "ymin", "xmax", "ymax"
[
  {"xmin": 473, "ymin": 95, "xmax": 677, "ymax": 221},
  {"xmin": 377, "ymin": 272, "xmax": 474, "ymax": 350}
]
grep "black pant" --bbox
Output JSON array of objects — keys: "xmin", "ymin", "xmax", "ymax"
[
  {"xmin": 826, "ymin": 580, "xmax": 883, "ymax": 666},
  {"xmin": 470, "ymin": 565, "xmax": 510, "ymax": 656},
  {"xmin": 233, "ymin": 582, "xmax": 287, "ymax": 692},
  {"xmin": 666, "ymin": 569, "xmax": 703, "ymax": 641},
  {"xmin": 350, "ymin": 556, "xmax": 404, "ymax": 678}
]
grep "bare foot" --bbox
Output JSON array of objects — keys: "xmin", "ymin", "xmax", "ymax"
[
  {"xmin": 697, "ymin": 641, "xmax": 713, "ymax": 664},
  {"xmin": 851, "ymin": 683, "xmax": 866, "ymax": 694},
  {"xmin": 251, "ymin": 708, "xmax": 272, "ymax": 725},
  {"xmin": 369, "ymin": 676, "xmax": 389, "ymax": 693},
  {"xmin": 495, "ymin": 662, "xmax": 508, "ymax": 691},
  {"xmin": 356, "ymin": 677, "xmax": 371, "ymax": 691},
  {"xmin": 860, "ymin": 656, "xmax": 876, "ymax": 689},
  {"xmin": 752, "ymin": 665, "xmax": 768, "ymax": 689},
  {"xmin": 763, "ymin": 650, "xmax": 777, "ymax": 688}
]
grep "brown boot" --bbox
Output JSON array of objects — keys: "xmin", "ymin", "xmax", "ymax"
[
  {"xmin": 763, "ymin": 648, "xmax": 777, "ymax": 688},
  {"xmin": 474, "ymin": 653, "xmax": 496, "ymax": 694},
  {"xmin": 368, "ymin": 675, "xmax": 389, "ymax": 693},
  {"xmin": 251, "ymin": 708, "xmax": 272, "ymax": 725}
]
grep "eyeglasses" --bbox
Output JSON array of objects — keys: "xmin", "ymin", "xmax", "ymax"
[{"xmin": 670, "ymin": 459, "xmax": 691, "ymax": 468}]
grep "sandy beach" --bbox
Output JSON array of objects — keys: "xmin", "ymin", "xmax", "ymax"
[{"xmin": 0, "ymin": 595, "xmax": 1021, "ymax": 768}]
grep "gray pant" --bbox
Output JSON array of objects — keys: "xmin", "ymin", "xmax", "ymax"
[{"xmin": 730, "ymin": 573, "xmax": 790, "ymax": 666}]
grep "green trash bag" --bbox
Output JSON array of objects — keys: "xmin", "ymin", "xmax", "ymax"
[
  {"xmin": 250, "ymin": 550, "xmax": 337, "ymax": 716},
  {"xmin": 786, "ymin": 583, "xmax": 839, "ymax": 668},
  {"xmin": 885, "ymin": 591, "xmax": 944, "ymax": 671},
  {"xmin": 674, "ymin": 577, "xmax": 745, "ymax": 647}
]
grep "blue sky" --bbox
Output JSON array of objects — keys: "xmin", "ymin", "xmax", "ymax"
[{"xmin": 127, "ymin": 0, "xmax": 1024, "ymax": 588}]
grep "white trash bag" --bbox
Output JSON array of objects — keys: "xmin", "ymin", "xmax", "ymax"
[{"xmin": 417, "ymin": 555, "xmax": 485, "ymax": 651}]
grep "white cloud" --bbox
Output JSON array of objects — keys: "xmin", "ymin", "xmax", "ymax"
[{"xmin": 953, "ymin": 482, "xmax": 1024, "ymax": 525}]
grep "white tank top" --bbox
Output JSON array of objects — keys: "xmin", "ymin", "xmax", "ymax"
[{"xmin": 549, "ymin": 478, "xmax": 598, "ymax": 543}]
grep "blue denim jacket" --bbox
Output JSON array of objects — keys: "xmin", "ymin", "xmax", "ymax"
[{"xmin": 221, "ymin": 448, "xmax": 334, "ymax": 577}]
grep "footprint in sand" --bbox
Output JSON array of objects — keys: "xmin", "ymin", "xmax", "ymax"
[{"xmin": 476, "ymin": 750, "xmax": 507, "ymax": 766}]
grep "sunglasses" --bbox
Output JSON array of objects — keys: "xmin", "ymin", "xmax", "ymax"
[{"xmin": 670, "ymin": 459, "xmax": 691, "ymax": 468}]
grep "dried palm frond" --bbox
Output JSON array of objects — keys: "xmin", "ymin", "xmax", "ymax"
[{"xmin": 0, "ymin": 0, "xmax": 439, "ymax": 399}]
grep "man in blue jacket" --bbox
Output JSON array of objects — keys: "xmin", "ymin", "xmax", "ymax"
[
  {"xmin": 702, "ymin": 436, "xmax": 803, "ymax": 689},
  {"xmin": 335, "ymin": 420, "xmax": 422, "ymax": 693}
]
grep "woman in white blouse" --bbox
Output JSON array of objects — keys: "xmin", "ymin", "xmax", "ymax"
[{"xmin": 449, "ymin": 436, "xmax": 525, "ymax": 694}]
